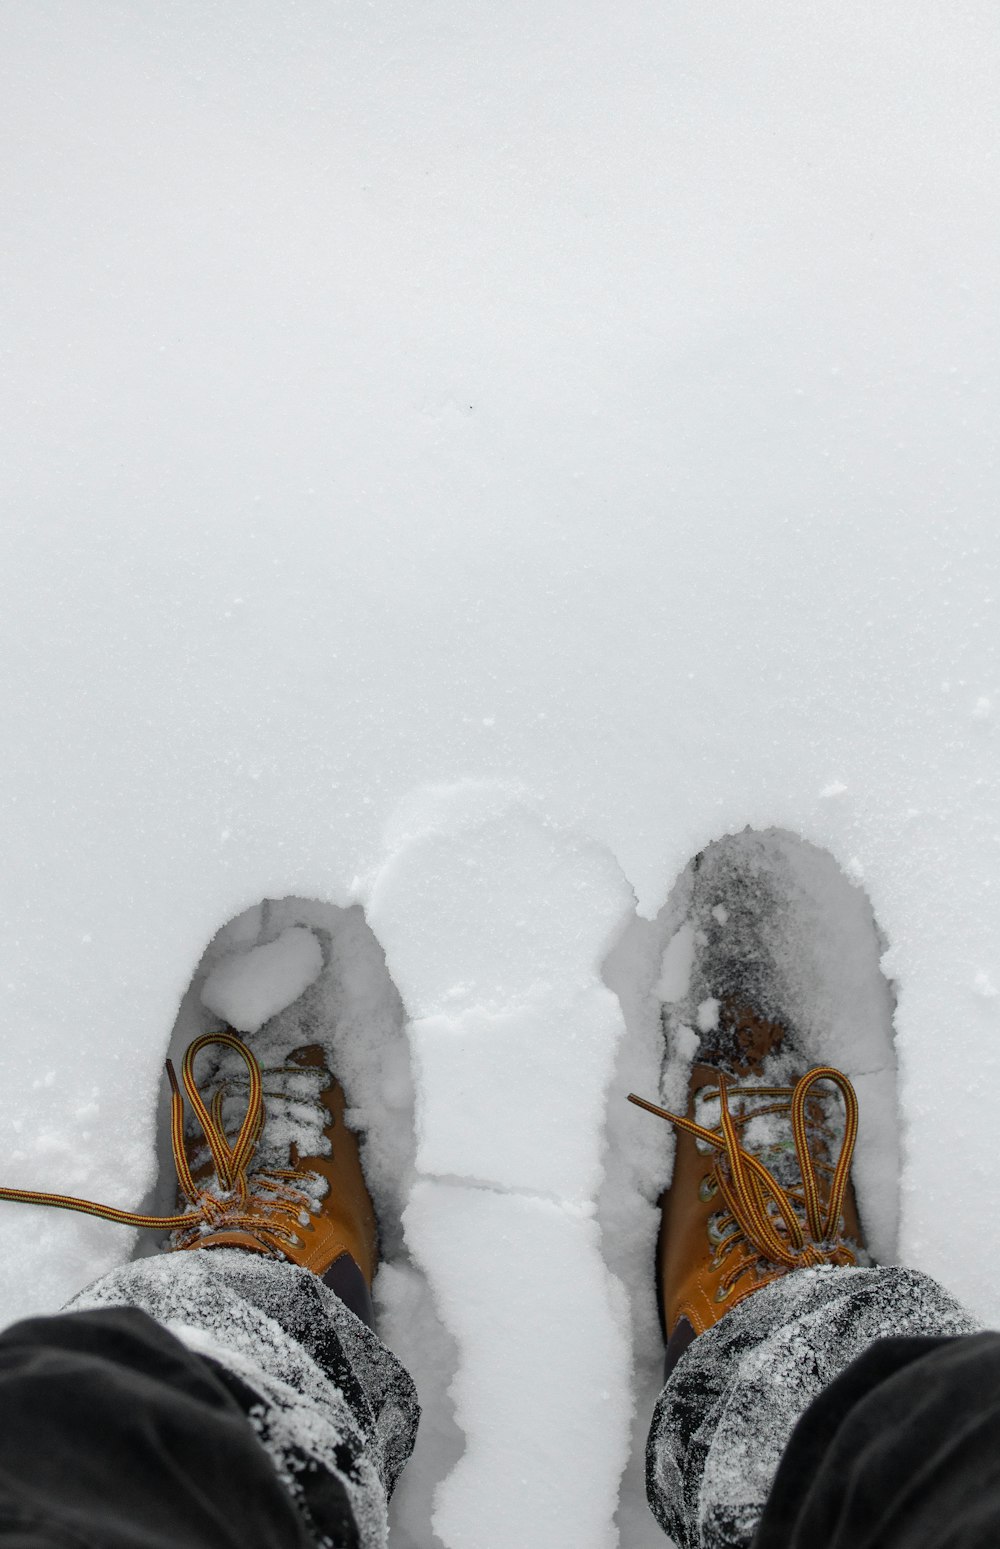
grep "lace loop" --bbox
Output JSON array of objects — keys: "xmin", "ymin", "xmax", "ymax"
[{"xmin": 628, "ymin": 1064, "xmax": 859, "ymax": 1274}]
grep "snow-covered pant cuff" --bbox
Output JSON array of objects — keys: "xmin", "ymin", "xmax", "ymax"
[
  {"xmin": 646, "ymin": 1263, "xmax": 980, "ymax": 1549},
  {"xmin": 66, "ymin": 1248, "xmax": 419, "ymax": 1549}
]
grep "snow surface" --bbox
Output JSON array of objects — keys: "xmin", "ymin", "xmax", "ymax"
[
  {"xmin": 201, "ymin": 925, "xmax": 324, "ymax": 1033},
  {"xmin": 1, "ymin": 5, "xmax": 999, "ymax": 1548}
]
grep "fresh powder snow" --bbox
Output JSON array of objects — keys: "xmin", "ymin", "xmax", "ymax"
[
  {"xmin": 201, "ymin": 926, "xmax": 325, "ymax": 1033},
  {"xmin": 0, "ymin": 6, "xmax": 998, "ymax": 1549}
]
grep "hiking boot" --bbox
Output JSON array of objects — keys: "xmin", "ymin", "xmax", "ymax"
[
  {"xmin": 0, "ymin": 1024, "xmax": 380, "ymax": 1322},
  {"xmin": 630, "ymin": 996, "xmax": 865, "ymax": 1374},
  {"xmin": 166, "ymin": 1029, "xmax": 379, "ymax": 1313}
]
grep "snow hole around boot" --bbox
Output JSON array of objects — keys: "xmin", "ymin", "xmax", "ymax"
[
  {"xmin": 598, "ymin": 826, "xmax": 899, "ymax": 1548},
  {"xmin": 135, "ymin": 895, "xmax": 463, "ymax": 1549}
]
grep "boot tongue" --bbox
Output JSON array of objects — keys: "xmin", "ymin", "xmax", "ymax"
[
  {"xmin": 693, "ymin": 1079, "xmax": 842, "ymax": 1196},
  {"xmin": 687, "ymin": 999, "xmax": 844, "ymax": 1221}
]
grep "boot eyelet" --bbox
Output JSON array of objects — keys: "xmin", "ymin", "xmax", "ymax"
[
  {"xmin": 699, "ymin": 1175, "xmax": 718, "ymax": 1202},
  {"xmin": 706, "ymin": 1212, "xmax": 729, "ymax": 1246},
  {"xmin": 714, "ymin": 1281, "xmax": 735, "ymax": 1303}
]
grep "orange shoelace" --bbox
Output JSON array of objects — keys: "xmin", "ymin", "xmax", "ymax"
[
  {"xmin": 628, "ymin": 1065, "xmax": 860, "ymax": 1282},
  {"xmin": 0, "ymin": 1032, "xmax": 312, "ymax": 1254}
]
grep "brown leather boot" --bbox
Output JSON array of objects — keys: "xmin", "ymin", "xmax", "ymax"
[
  {"xmin": 0, "ymin": 1028, "xmax": 379, "ymax": 1317},
  {"xmin": 630, "ymin": 999, "xmax": 866, "ymax": 1374},
  {"xmin": 166, "ymin": 1030, "xmax": 378, "ymax": 1292}
]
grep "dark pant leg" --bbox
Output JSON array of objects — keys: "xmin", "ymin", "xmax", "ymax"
[
  {"xmin": 755, "ymin": 1332, "xmax": 1000, "ymax": 1549},
  {"xmin": 0, "ymin": 1306, "xmax": 333, "ymax": 1549},
  {"xmin": 645, "ymin": 1266, "xmax": 980, "ymax": 1548},
  {"xmin": 65, "ymin": 1248, "xmax": 419, "ymax": 1546}
]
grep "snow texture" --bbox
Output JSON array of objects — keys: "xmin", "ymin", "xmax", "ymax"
[
  {"xmin": 368, "ymin": 788, "xmax": 636, "ymax": 1546},
  {"xmin": 201, "ymin": 926, "xmax": 324, "ymax": 1034},
  {"xmin": 403, "ymin": 1181, "xmax": 631, "ymax": 1549},
  {"xmin": 0, "ymin": 5, "xmax": 998, "ymax": 1547}
]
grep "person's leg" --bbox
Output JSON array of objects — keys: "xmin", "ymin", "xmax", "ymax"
[
  {"xmin": 0, "ymin": 1245, "xmax": 418, "ymax": 1548},
  {"xmin": 644, "ymin": 1263, "xmax": 978, "ymax": 1549},
  {"xmin": 0, "ymin": 1305, "xmax": 316, "ymax": 1549},
  {"xmin": 627, "ymin": 841, "xmax": 983, "ymax": 1549},
  {"xmin": 754, "ymin": 1328, "xmax": 1000, "ymax": 1549},
  {"xmin": 0, "ymin": 995, "xmax": 420, "ymax": 1545},
  {"xmin": 66, "ymin": 1246, "xmax": 419, "ymax": 1548}
]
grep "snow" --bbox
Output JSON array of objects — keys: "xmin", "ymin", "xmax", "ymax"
[
  {"xmin": 403, "ymin": 1181, "xmax": 631, "ymax": 1549},
  {"xmin": 201, "ymin": 926, "xmax": 324, "ymax": 1032},
  {"xmin": 1, "ymin": 4, "xmax": 999, "ymax": 1548},
  {"xmin": 368, "ymin": 791, "xmax": 632, "ymax": 1202},
  {"xmin": 695, "ymin": 998, "xmax": 721, "ymax": 1034},
  {"xmin": 654, "ymin": 925, "xmax": 696, "ymax": 1006}
]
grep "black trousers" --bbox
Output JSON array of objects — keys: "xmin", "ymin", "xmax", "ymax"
[
  {"xmin": 0, "ymin": 1310, "xmax": 997, "ymax": 1546},
  {"xmin": 0, "ymin": 1308, "xmax": 326, "ymax": 1548},
  {"xmin": 755, "ymin": 1331, "xmax": 1000, "ymax": 1549}
]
